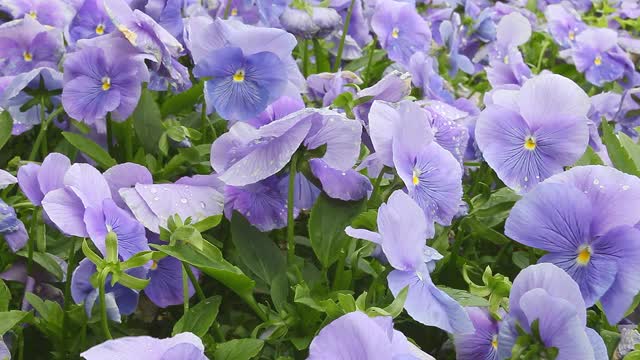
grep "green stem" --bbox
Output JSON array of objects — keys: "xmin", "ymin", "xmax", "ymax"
[
  {"xmin": 183, "ymin": 263, "xmax": 205, "ymax": 301},
  {"xmin": 62, "ymin": 238, "xmax": 79, "ymax": 356},
  {"xmin": 99, "ymin": 269, "xmax": 113, "ymax": 339},
  {"xmin": 223, "ymin": 0, "xmax": 233, "ymax": 19},
  {"xmin": 124, "ymin": 119, "xmax": 133, "ymax": 161},
  {"xmin": 39, "ymin": 98, "xmax": 47, "ymax": 159},
  {"xmin": 535, "ymin": 41, "xmax": 550, "ymax": 73},
  {"xmin": 302, "ymin": 39, "xmax": 310, "ymax": 77},
  {"xmin": 333, "ymin": 0, "xmax": 356, "ymax": 72},
  {"xmin": 313, "ymin": 38, "xmax": 329, "ymax": 73},
  {"xmin": 242, "ymin": 295, "xmax": 268, "ymax": 322},
  {"xmin": 182, "ymin": 265, "xmax": 190, "ymax": 314},
  {"xmin": 367, "ymin": 169, "xmax": 385, "ymax": 206},
  {"xmin": 28, "ymin": 106, "xmax": 64, "ymax": 161},
  {"xmin": 287, "ymin": 152, "xmax": 300, "ymax": 264}
]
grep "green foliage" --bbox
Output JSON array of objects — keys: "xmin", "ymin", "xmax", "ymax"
[
  {"xmin": 62, "ymin": 132, "xmax": 117, "ymax": 168},
  {"xmin": 213, "ymin": 339, "xmax": 265, "ymax": 360},
  {"xmin": 173, "ymin": 296, "xmax": 222, "ymax": 338}
]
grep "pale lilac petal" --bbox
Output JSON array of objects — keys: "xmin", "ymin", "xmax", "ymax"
[
  {"xmin": 18, "ymin": 163, "xmax": 43, "ymax": 205},
  {"xmin": 304, "ymin": 109, "xmax": 362, "ymax": 170},
  {"xmin": 345, "ymin": 227, "xmax": 383, "ymax": 244},
  {"xmin": 38, "ymin": 152, "xmax": 71, "ymax": 195},
  {"xmin": 0, "ymin": 169, "xmax": 17, "ymax": 189},
  {"xmin": 81, "ymin": 332, "xmax": 205, "ymax": 360},
  {"xmin": 309, "ymin": 159, "xmax": 371, "ymax": 201},
  {"xmin": 119, "ymin": 187, "xmax": 160, "ymax": 233},
  {"xmin": 41, "ymin": 188, "xmax": 88, "ymax": 237},
  {"xmin": 496, "ymin": 12, "xmax": 531, "ymax": 46},
  {"xmin": 103, "ymin": 163, "xmax": 153, "ymax": 208},
  {"xmin": 63, "ymin": 163, "xmax": 112, "ymax": 208}
]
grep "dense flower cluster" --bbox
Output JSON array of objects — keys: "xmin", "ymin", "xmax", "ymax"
[{"xmin": 0, "ymin": 0, "xmax": 639, "ymax": 359}]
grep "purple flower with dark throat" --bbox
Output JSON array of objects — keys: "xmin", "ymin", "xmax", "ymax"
[
  {"xmin": 475, "ymin": 74, "xmax": 590, "ymax": 193},
  {"xmin": 193, "ymin": 46, "xmax": 288, "ymax": 121},
  {"xmin": 68, "ymin": 0, "xmax": 115, "ymax": 44},
  {"xmin": 454, "ymin": 307, "xmax": 500, "ymax": 360},
  {"xmin": 506, "ymin": 166, "xmax": 640, "ymax": 325},
  {"xmin": 544, "ymin": 4, "xmax": 586, "ymax": 48},
  {"xmin": 62, "ymin": 44, "xmax": 144, "ymax": 125}
]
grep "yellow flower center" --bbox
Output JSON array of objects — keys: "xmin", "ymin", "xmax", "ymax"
[
  {"xmin": 23, "ymin": 51, "xmax": 33, "ymax": 62},
  {"xmin": 412, "ymin": 169, "xmax": 420, "ymax": 185},
  {"xmin": 503, "ymin": 55, "xmax": 509, "ymax": 64},
  {"xmin": 27, "ymin": 10, "xmax": 37, "ymax": 19},
  {"xmin": 594, "ymin": 56, "xmax": 602, "ymax": 66},
  {"xmin": 118, "ymin": 25, "xmax": 137, "ymax": 45},
  {"xmin": 568, "ymin": 30, "xmax": 575, "ymax": 41},
  {"xmin": 150, "ymin": 260, "xmax": 158, "ymax": 270},
  {"xmin": 101, "ymin": 76, "xmax": 111, "ymax": 91},
  {"xmin": 523, "ymin": 136, "xmax": 536, "ymax": 150},
  {"xmin": 95, "ymin": 23, "xmax": 105, "ymax": 35},
  {"xmin": 576, "ymin": 245, "xmax": 592, "ymax": 265},
  {"xmin": 231, "ymin": 8, "xmax": 238, "ymax": 16},
  {"xmin": 391, "ymin": 27, "xmax": 400, "ymax": 39},
  {"xmin": 233, "ymin": 69, "xmax": 245, "ymax": 82},
  {"xmin": 491, "ymin": 335, "xmax": 498, "ymax": 349}
]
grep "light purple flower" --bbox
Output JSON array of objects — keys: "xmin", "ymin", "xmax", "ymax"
[
  {"xmin": 408, "ymin": 52, "xmax": 453, "ymax": 103},
  {"xmin": 3, "ymin": 0, "xmax": 74, "ymax": 28},
  {"xmin": 245, "ymin": 95, "xmax": 304, "ymax": 128},
  {"xmin": 454, "ymin": 307, "xmax": 500, "ymax": 360},
  {"xmin": 62, "ymin": 43, "xmax": 145, "ymax": 125},
  {"xmin": 308, "ymin": 311, "xmax": 433, "ymax": 360},
  {"xmin": 346, "ymin": 191, "xmax": 473, "ymax": 334},
  {"xmin": 505, "ymin": 166, "xmax": 640, "ymax": 324},
  {"xmin": 71, "ymin": 258, "xmax": 146, "ymax": 322},
  {"xmin": 193, "ymin": 46, "xmax": 288, "ymax": 121},
  {"xmin": 307, "ymin": 71, "xmax": 362, "ymax": 107},
  {"xmin": 371, "ymin": 0, "xmax": 431, "ymax": 66},
  {"xmin": 486, "ymin": 12, "xmax": 532, "ymax": 87},
  {"xmin": 570, "ymin": 28, "xmax": 635, "ymax": 87},
  {"xmin": 475, "ymin": 74, "xmax": 590, "ymax": 193},
  {"xmin": 0, "ymin": 198, "xmax": 28, "ymax": 252},
  {"xmin": 439, "ymin": 13, "xmax": 474, "ymax": 76},
  {"xmin": 81, "ymin": 332, "xmax": 208, "ymax": 360},
  {"xmin": 68, "ymin": 0, "xmax": 115, "ymax": 44},
  {"xmin": 497, "ymin": 263, "xmax": 606, "ymax": 360},
  {"xmin": 544, "ymin": 4, "xmax": 586, "ymax": 48},
  {"xmin": 353, "ymin": 71, "xmax": 412, "ymax": 128},
  {"xmin": 0, "ymin": 17, "xmax": 63, "ymax": 76},
  {"xmin": 18, "ymin": 152, "xmax": 70, "ymax": 206}
]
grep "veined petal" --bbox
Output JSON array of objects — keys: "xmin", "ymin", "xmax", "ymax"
[
  {"xmin": 42, "ymin": 188, "xmax": 88, "ymax": 237},
  {"xmin": 309, "ymin": 159, "xmax": 371, "ymax": 201},
  {"xmin": 64, "ymin": 163, "xmax": 112, "ymax": 209}
]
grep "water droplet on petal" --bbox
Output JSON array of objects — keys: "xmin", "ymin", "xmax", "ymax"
[
  {"xmin": 593, "ymin": 179, "xmax": 600, "ymax": 185},
  {"xmin": 180, "ymin": 198, "xmax": 188, "ymax": 204}
]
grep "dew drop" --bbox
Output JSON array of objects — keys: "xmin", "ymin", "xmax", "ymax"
[
  {"xmin": 150, "ymin": 188, "xmax": 157, "ymax": 194},
  {"xmin": 180, "ymin": 198, "xmax": 188, "ymax": 204},
  {"xmin": 153, "ymin": 197, "xmax": 160, "ymax": 201},
  {"xmin": 623, "ymin": 185, "xmax": 630, "ymax": 191},
  {"xmin": 200, "ymin": 202, "xmax": 206, "ymax": 209},
  {"xmin": 593, "ymin": 179, "xmax": 600, "ymax": 185}
]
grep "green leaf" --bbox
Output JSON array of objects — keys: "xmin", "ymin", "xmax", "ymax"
[
  {"xmin": 0, "ymin": 111, "xmax": 12, "ymax": 152},
  {"xmin": 62, "ymin": 132, "xmax": 117, "ymax": 169},
  {"xmin": 573, "ymin": 146, "xmax": 604, "ymax": 166},
  {"xmin": 0, "ymin": 280, "xmax": 9, "ymax": 312},
  {"xmin": 172, "ymin": 296, "xmax": 221, "ymax": 338},
  {"xmin": 308, "ymin": 195, "xmax": 367, "ymax": 267},
  {"xmin": 193, "ymin": 215, "xmax": 223, "ymax": 232},
  {"xmin": 153, "ymin": 241, "xmax": 255, "ymax": 300},
  {"xmin": 625, "ymin": 351, "xmax": 640, "ymax": 360},
  {"xmin": 293, "ymin": 284, "xmax": 324, "ymax": 312},
  {"xmin": 0, "ymin": 310, "xmax": 32, "ymax": 335},
  {"xmin": 619, "ymin": 133, "xmax": 640, "ymax": 169},
  {"xmin": 16, "ymin": 251, "xmax": 64, "ymax": 281},
  {"xmin": 160, "ymin": 82, "xmax": 204, "ymax": 117},
  {"xmin": 133, "ymin": 89, "xmax": 164, "ymax": 154},
  {"xmin": 230, "ymin": 212, "xmax": 286, "ymax": 285},
  {"xmin": 438, "ymin": 287, "xmax": 490, "ymax": 307},
  {"xmin": 512, "ymin": 252, "xmax": 530, "ymax": 269},
  {"xmin": 366, "ymin": 286, "xmax": 408, "ymax": 318},
  {"xmin": 214, "ymin": 339, "xmax": 264, "ymax": 360},
  {"xmin": 270, "ymin": 273, "xmax": 289, "ymax": 313},
  {"xmin": 600, "ymin": 329, "xmax": 620, "ymax": 359},
  {"xmin": 461, "ymin": 217, "xmax": 510, "ymax": 245},
  {"xmin": 601, "ymin": 121, "xmax": 640, "ymax": 176}
]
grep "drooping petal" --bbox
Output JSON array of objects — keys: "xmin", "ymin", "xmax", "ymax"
[
  {"xmin": 309, "ymin": 159, "xmax": 371, "ymax": 201},
  {"xmin": 37, "ymin": 152, "xmax": 71, "ymax": 195},
  {"xmin": 41, "ymin": 188, "xmax": 88, "ymax": 237},
  {"xmin": 387, "ymin": 267, "xmax": 474, "ymax": 334},
  {"xmin": 0, "ymin": 169, "xmax": 16, "ymax": 189},
  {"xmin": 377, "ymin": 190, "xmax": 430, "ymax": 271},
  {"xmin": 304, "ymin": 109, "xmax": 362, "ymax": 170},
  {"xmin": 17, "ymin": 163, "xmax": 43, "ymax": 205}
]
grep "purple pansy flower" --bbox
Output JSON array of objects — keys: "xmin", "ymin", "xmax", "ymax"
[
  {"xmin": 279, "ymin": 6, "xmax": 342, "ymax": 39},
  {"xmin": 544, "ymin": 4, "xmax": 586, "ymax": 48},
  {"xmin": 0, "ymin": 17, "xmax": 63, "ymax": 76},
  {"xmin": 439, "ymin": 12, "xmax": 474, "ymax": 76},
  {"xmin": 497, "ymin": 263, "xmax": 607, "ymax": 360},
  {"xmin": 570, "ymin": 28, "xmax": 635, "ymax": 87},
  {"xmin": 144, "ymin": 234, "xmax": 199, "ymax": 308},
  {"xmin": 246, "ymin": 95, "xmax": 304, "ymax": 128},
  {"xmin": 505, "ymin": 166, "xmax": 640, "ymax": 324},
  {"xmin": 475, "ymin": 74, "xmax": 590, "ymax": 193},
  {"xmin": 1, "ymin": 258, "xmax": 66, "ymax": 310},
  {"xmin": 454, "ymin": 307, "xmax": 500, "ymax": 360},
  {"xmin": 193, "ymin": 46, "xmax": 288, "ymax": 121},
  {"xmin": 371, "ymin": 0, "xmax": 431, "ymax": 66},
  {"xmin": 307, "ymin": 71, "xmax": 362, "ymax": 107},
  {"xmin": 185, "ymin": 17, "xmax": 304, "ymax": 101},
  {"xmin": 353, "ymin": 70, "xmax": 412, "ymax": 129},
  {"xmin": 71, "ymin": 258, "xmax": 146, "ymax": 322},
  {"xmin": 81, "ymin": 332, "xmax": 208, "ymax": 360},
  {"xmin": 486, "ymin": 12, "xmax": 532, "ymax": 87},
  {"xmin": 62, "ymin": 43, "xmax": 145, "ymax": 125},
  {"xmin": 68, "ymin": 0, "xmax": 115, "ymax": 44},
  {"xmin": 17, "ymin": 152, "xmax": 70, "ymax": 206},
  {"xmin": 408, "ymin": 52, "xmax": 454, "ymax": 103},
  {"xmin": 346, "ymin": 191, "xmax": 474, "ymax": 334},
  {"xmin": 0, "ymin": 67, "xmax": 63, "ymax": 135},
  {"xmin": 308, "ymin": 311, "xmax": 433, "ymax": 360},
  {"xmin": 144, "ymin": 0, "xmax": 187, "ymax": 42},
  {"xmin": 104, "ymin": 0, "xmax": 190, "ymax": 92},
  {"xmin": 0, "ymin": 340, "xmax": 8, "ymax": 359},
  {"xmin": 2, "ymin": 0, "xmax": 74, "ymax": 28},
  {"xmin": 0, "ymin": 170, "xmax": 28, "ymax": 252}
]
